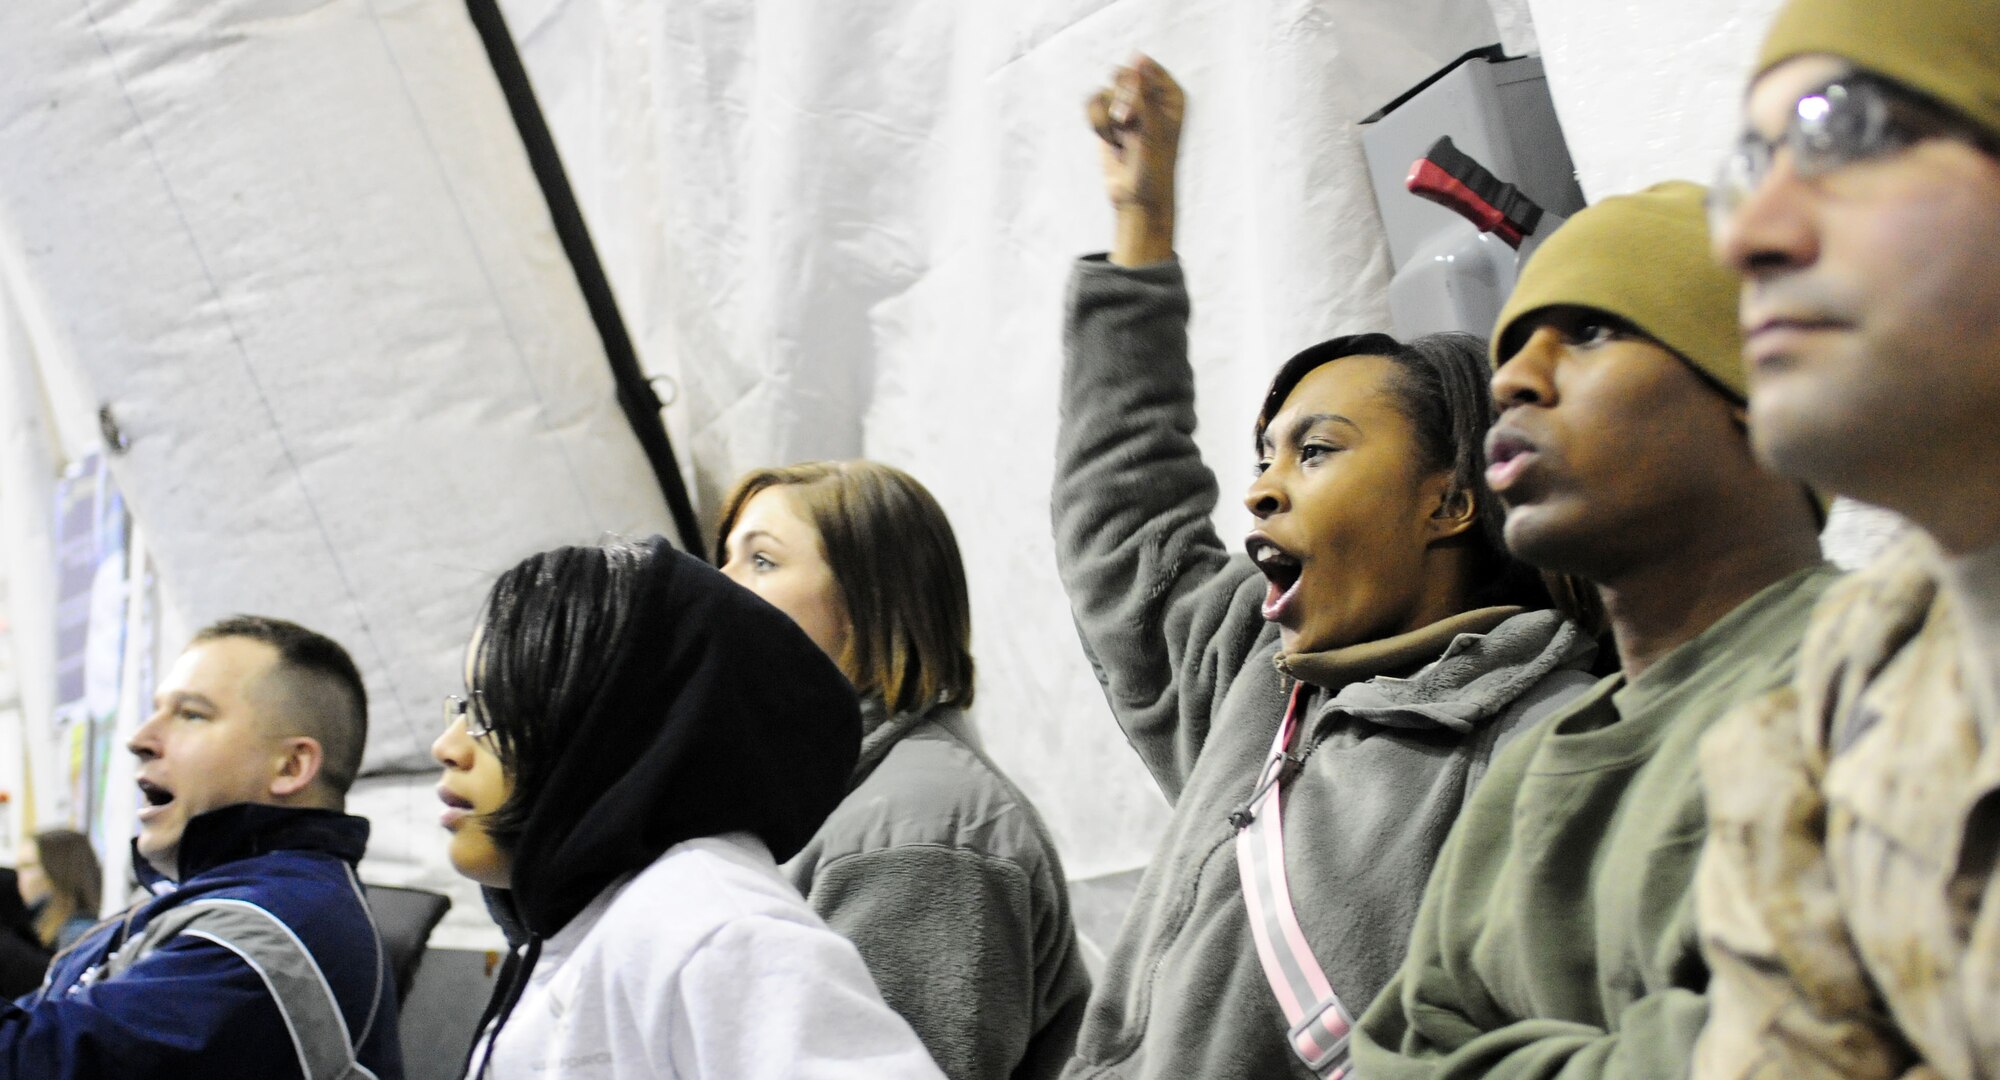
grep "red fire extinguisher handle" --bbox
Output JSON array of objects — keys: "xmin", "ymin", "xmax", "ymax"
[{"xmin": 1404, "ymin": 137, "xmax": 1542, "ymax": 249}]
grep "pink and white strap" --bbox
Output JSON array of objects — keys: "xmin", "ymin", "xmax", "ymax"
[{"xmin": 1234, "ymin": 684, "xmax": 1352, "ymax": 1079}]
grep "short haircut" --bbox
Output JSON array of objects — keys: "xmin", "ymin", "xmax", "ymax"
[
  {"xmin": 192, "ymin": 615, "xmax": 369, "ymax": 798},
  {"xmin": 1256, "ymin": 332, "xmax": 1566, "ymax": 619},
  {"xmin": 715, "ymin": 461, "xmax": 975, "ymax": 715},
  {"xmin": 471, "ymin": 540, "xmax": 653, "ymax": 851}
]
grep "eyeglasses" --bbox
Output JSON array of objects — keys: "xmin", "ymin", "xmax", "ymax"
[
  {"xmin": 1709, "ymin": 73, "xmax": 1993, "ymax": 232},
  {"xmin": 443, "ymin": 691, "xmax": 493, "ymax": 740}
]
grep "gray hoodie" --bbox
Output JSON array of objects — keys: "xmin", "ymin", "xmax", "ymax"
[
  {"xmin": 1052, "ymin": 255, "xmax": 1599, "ymax": 1080},
  {"xmin": 787, "ymin": 699, "xmax": 1092, "ymax": 1080}
]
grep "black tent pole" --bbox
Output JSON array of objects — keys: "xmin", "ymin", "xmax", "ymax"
[{"xmin": 462, "ymin": 0, "xmax": 707, "ymax": 556}]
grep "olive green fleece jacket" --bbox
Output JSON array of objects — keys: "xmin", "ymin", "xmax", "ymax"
[
  {"xmin": 786, "ymin": 698, "xmax": 1091, "ymax": 1080},
  {"xmin": 1052, "ymin": 255, "xmax": 1601, "ymax": 1080},
  {"xmin": 1352, "ymin": 563, "xmax": 1840, "ymax": 1080}
]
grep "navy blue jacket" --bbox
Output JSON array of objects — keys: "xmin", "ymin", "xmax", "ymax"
[{"xmin": 0, "ymin": 805, "xmax": 403, "ymax": 1079}]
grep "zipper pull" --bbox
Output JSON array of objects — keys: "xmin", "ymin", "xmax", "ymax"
[{"xmin": 1229, "ymin": 751, "xmax": 1307, "ymax": 831}]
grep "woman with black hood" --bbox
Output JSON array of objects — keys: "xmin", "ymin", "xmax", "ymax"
[{"xmin": 431, "ymin": 537, "xmax": 945, "ymax": 1080}]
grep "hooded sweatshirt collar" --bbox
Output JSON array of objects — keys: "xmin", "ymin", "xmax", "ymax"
[{"xmin": 1275, "ymin": 607, "xmax": 1596, "ymax": 735}]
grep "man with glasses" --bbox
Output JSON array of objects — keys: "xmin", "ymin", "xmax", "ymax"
[
  {"xmin": 0, "ymin": 616, "xmax": 403, "ymax": 1080},
  {"xmin": 1695, "ymin": 2, "xmax": 2000, "ymax": 1078}
]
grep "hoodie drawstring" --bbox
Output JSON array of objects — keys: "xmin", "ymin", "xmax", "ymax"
[{"xmin": 466, "ymin": 934, "xmax": 543, "ymax": 1079}]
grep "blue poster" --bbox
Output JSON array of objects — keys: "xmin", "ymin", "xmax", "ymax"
[{"xmin": 49, "ymin": 454, "xmax": 127, "ymax": 837}]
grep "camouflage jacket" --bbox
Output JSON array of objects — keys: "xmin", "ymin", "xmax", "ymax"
[{"xmin": 1694, "ymin": 532, "xmax": 2000, "ymax": 1080}]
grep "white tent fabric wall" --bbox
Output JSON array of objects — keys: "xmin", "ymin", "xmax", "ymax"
[
  {"xmin": 0, "ymin": 0, "xmax": 1903, "ymax": 967},
  {"xmin": 496, "ymin": 0, "xmax": 1512, "ymax": 904},
  {"xmin": 0, "ymin": 0, "xmax": 679, "ymax": 943},
  {"xmin": 1519, "ymin": 0, "xmax": 1906, "ymax": 569},
  {"xmin": 1520, "ymin": 0, "xmax": 1780, "ymax": 202},
  {"xmin": 1485, "ymin": 0, "xmax": 1540, "ymax": 57},
  {"xmin": 0, "ymin": 0, "xmax": 678, "ymax": 774}
]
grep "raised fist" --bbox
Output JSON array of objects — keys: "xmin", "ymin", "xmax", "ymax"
[{"xmin": 1087, "ymin": 55, "xmax": 1184, "ymax": 228}]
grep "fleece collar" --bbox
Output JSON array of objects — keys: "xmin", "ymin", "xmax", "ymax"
[
  {"xmin": 1276, "ymin": 607, "xmax": 1596, "ymax": 734},
  {"xmin": 1276, "ymin": 606, "xmax": 1520, "ymax": 688},
  {"xmin": 848, "ymin": 696, "xmax": 984, "ymax": 790},
  {"xmin": 852, "ymin": 696, "xmax": 929, "ymax": 787}
]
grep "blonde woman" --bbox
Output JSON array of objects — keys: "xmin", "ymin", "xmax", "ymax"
[{"xmin": 719, "ymin": 461, "xmax": 1090, "ymax": 1080}]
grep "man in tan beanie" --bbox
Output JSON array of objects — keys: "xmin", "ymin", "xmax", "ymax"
[
  {"xmin": 1696, "ymin": 1, "xmax": 2000, "ymax": 1078},
  {"xmin": 1352, "ymin": 182, "xmax": 1834, "ymax": 1080}
]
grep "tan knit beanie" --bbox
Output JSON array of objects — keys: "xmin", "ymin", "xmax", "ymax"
[
  {"xmin": 1757, "ymin": 0, "xmax": 2000, "ymax": 144},
  {"xmin": 1492, "ymin": 181, "xmax": 1746, "ymax": 400}
]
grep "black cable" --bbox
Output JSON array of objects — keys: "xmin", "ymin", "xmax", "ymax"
[{"xmin": 464, "ymin": 935, "xmax": 542, "ymax": 1078}]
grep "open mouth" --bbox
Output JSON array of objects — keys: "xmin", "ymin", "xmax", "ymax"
[
  {"xmin": 136, "ymin": 778, "xmax": 174, "ymax": 818},
  {"xmin": 1246, "ymin": 536, "xmax": 1304, "ymax": 622}
]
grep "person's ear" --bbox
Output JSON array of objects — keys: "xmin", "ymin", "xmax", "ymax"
[
  {"xmin": 270, "ymin": 736, "xmax": 326, "ymax": 800},
  {"xmin": 1728, "ymin": 401, "xmax": 1752, "ymax": 434},
  {"xmin": 1426, "ymin": 477, "xmax": 1479, "ymax": 543}
]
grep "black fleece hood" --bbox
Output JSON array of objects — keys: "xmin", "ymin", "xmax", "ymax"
[{"xmin": 502, "ymin": 539, "xmax": 862, "ymax": 938}]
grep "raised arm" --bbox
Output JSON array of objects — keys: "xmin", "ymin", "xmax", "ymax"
[{"xmin": 1053, "ymin": 57, "xmax": 1273, "ymax": 800}]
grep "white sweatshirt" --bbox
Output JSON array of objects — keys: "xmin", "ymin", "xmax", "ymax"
[{"xmin": 467, "ymin": 832, "xmax": 946, "ymax": 1080}]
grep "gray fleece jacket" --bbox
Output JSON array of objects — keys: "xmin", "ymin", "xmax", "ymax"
[
  {"xmin": 1052, "ymin": 255, "xmax": 1600, "ymax": 1080},
  {"xmin": 786, "ymin": 698, "xmax": 1092, "ymax": 1080}
]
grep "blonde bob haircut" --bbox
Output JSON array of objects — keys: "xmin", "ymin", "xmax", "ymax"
[{"xmin": 715, "ymin": 460, "xmax": 975, "ymax": 715}]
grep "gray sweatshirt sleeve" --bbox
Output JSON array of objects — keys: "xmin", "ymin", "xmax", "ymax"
[{"xmin": 1053, "ymin": 255, "xmax": 1274, "ymax": 802}]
